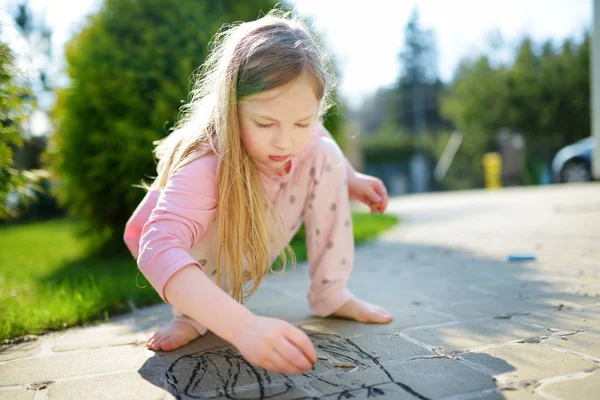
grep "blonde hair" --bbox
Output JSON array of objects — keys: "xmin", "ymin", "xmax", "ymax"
[{"xmin": 144, "ymin": 8, "xmax": 337, "ymax": 303}]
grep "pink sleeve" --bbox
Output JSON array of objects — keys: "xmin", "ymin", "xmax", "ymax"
[
  {"xmin": 318, "ymin": 123, "xmax": 330, "ymax": 139},
  {"xmin": 136, "ymin": 154, "xmax": 218, "ymax": 303},
  {"xmin": 123, "ymin": 190, "xmax": 160, "ymax": 260}
]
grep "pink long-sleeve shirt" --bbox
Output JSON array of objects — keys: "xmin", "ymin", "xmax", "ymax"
[{"xmin": 124, "ymin": 128, "xmax": 322, "ymax": 303}]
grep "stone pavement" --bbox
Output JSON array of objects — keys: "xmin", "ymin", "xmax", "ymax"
[{"xmin": 1, "ymin": 183, "xmax": 599, "ymax": 399}]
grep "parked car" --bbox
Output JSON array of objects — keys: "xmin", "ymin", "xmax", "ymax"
[{"xmin": 551, "ymin": 137, "xmax": 595, "ymax": 183}]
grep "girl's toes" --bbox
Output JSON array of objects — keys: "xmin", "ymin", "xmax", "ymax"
[
  {"xmin": 160, "ymin": 336, "xmax": 175, "ymax": 352},
  {"xmin": 372, "ymin": 308, "xmax": 393, "ymax": 323},
  {"xmin": 147, "ymin": 333, "xmax": 162, "ymax": 351}
]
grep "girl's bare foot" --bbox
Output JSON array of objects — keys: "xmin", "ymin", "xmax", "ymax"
[
  {"xmin": 331, "ymin": 297, "xmax": 393, "ymax": 324},
  {"xmin": 146, "ymin": 318, "xmax": 201, "ymax": 351}
]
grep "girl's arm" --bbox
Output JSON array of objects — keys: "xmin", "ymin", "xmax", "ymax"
[
  {"xmin": 163, "ymin": 264, "xmax": 253, "ymax": 343},
  {"xmin": 136, "ymin": 154, "xmax": 316, "ymax": 373},
  {"xmin": 318, "ymin": 123, "xmax": 388, "ymax": 213},
  {"xmin": 163, "ymin": 264, "xmax": 316, "ymax": 373}
]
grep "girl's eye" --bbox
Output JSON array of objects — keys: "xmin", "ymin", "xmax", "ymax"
[{"xmin": 254, "ymin": 122, "xmax": 310, "ymax": 128}]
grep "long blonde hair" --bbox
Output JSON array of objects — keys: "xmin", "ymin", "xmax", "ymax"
[{"xmin": 145, "ymin": 8, "xmax": 337, "ymax": 303}]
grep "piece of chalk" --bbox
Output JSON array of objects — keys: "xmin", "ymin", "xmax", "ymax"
[{"xmin": 507, "ymin": 253, "xmax": 536, "ymax": 262}]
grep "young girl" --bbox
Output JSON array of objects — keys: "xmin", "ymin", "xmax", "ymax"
[{"xmin": 123, "ymin": 9, "xmax": 392, "ymax": 375}]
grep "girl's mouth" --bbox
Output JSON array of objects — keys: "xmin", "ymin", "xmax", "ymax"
[{"xmin": 269, "ymin": 155, "xmax": 290, "ymax": 162}]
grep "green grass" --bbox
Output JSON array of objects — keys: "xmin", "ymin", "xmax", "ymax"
[{"xmin": 0, "ymin": 213, "xmax": 398, "ymax": 342}]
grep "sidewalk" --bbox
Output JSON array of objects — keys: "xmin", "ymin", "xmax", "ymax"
[{"xmin": 1, "ymin": 183, "xmax": 599, "ymax": 399}]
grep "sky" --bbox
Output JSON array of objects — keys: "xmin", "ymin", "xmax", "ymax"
[{"xmin": 1, "ymin": 0, "xmax": 593, "ymax": 132}]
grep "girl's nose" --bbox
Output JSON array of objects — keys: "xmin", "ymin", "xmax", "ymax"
[{"xmin": 272, "ymin": 128, "xmax": 293, "ymax": 151}]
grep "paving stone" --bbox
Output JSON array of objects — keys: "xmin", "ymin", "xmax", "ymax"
[
  {"xmin": 462, "ymin": 343, "xmax": 599, "ymax": 385},
  {"xmin": 352, "ymin": 358, "xmax": 496, "ymax": 399},
  {"xmin": 0, "ymin": 337, "xmax": 41, "ymax": 362},
  {"xmin": 51, "ymin": 319, "xmax": 144, "ymax": 352},
  {"xmin": 435, "ymin": 263, "xmax": 523, "ymax": 285},
  {"xmin": 344, "ymin": 334, "xmax": 433, "ymax": 362},
  {"xmin": 0, "ymin": 388, "xmax": 35, "ymax": 400},
  {"xmin": 47, "ymin": 371, "xmax": 169, "ymax": 400},
  {"xmin": 512, "ymin": 308, "xmax": 600, "ymax": 332},
  {"xmin": 411, "ymin": 284, "xmax": 499, "ymax": 306},
  {"xmin": 346, "ymin": 282, "xmax": 432, "ymax": 308},
  {"xmin": 284, "ymin": 371, "xmax": 417, "ymax": 399},
  {"xmin": 314, "ymin": 307, "xmax": 454, "ymax": 337},
  {"xmin": 130, "ymin": 303, "xmax": 179, "ymax": 332},
  {"xmin": 244, "ymin": 285, "xmax": 302, "ymax": 310},
  {"xmin": 542, "ymin": 371, "xmax": 600, "ymax": 400},
  {"xmin": 404, "ymin": 319, "xmax": 547, "ymax": 351},
  {"xmin": 474, "ymin": 279, "xmax": 600, "ymax": 302},
  {"xmin": 249, "ymin": 301, "xmax": 315, "ymax": 324},
  {"xmin": 473, "ymin": 280, "xmax": 541, "ymax": 297},
  {"xmin": 0, "ymin": 345, "xmax": 152, "ymax": 386},
  {"xmin": 581, "ymin": 302, "xmax": 600, "ymax": 312},
  {"xmin": 523, "ymin": 292, "xmax": 600, "ymax": 309},
  {"xmin": 543, "ymin": 332, "xmax": 600, "ymax": 359},
  {"xmin": 475, "ymin": 389, "xmax": 547, "ymax": 399},
  {"xmin": 260, "ymin": 270, "xmax": 309, "ymax": 294},
  {"xmin": 433, "ymin": 298, "xmax": 549, "ymax": 320}
]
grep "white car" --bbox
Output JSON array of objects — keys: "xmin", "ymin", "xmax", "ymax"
[{"xmin": 551, "ymin": 137, "xmax": 594, "ymax": 183}]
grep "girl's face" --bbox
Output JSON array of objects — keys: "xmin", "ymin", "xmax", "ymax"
[{"xmin": 237, "ymin": 73, "xmax": 319, "ymax": 175}]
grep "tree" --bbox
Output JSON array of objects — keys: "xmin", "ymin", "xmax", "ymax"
[
  {"xmin": 49, "ymin": 0, "xmax": 344, "ymax": 252},
  {"xmin": 353, "ymin": 9, "xmax": 453, "ymax": 145},
  {"xmin": 0, "ymin": 35, "xmax": 35, "ymax": 219},
  {"xmin": 11, "ymin": 1, "xmax": 54, "ymax": 135},
  {"xmin": 0, "ymin": 2, "xmax": 61, "ymax": 222},
  {"xmin": 394, "ymin": 8, "xmax": 451, "ymax": 137}
]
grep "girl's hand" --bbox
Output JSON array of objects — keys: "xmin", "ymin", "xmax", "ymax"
[
  {"xmin": 347, "ymin": 171, "xmax": 389, "ymax": 214},
  {"xmin": 233, "ymin": 315, "xmax": 317, "ymax": 374}
]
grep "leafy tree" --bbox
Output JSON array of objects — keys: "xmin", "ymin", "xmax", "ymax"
[
  {"xmin": 354, "ymin": 9, "xmax": 452, "ymax": 147},
  {"xmin": 0, "ymin": 2, "xmax": 61, "ymax": 222},
  {"xmin": 442, "ymin": 55, "xmax": 509, "ymax": 140},
  {"xmin": 394, "ymin": 9, "xmax": 452, "ymax": 137},
  {"xmin": 12, "ymin": 1, "xmax": 54, "ymax": 104},
  {"xmin": 0, "ymin": 35, "xmax": 35, "ymax": 219}
]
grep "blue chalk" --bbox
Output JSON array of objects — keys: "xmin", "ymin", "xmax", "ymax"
[{"xmin": 507, "ymin": 253, "xmax": 536, "ymax": 262}]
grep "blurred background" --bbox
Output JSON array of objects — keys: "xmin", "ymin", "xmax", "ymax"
[
  {"xmin": 0, "ymin": 1, "xmax": 598, "ymax": 339},
  {"xmin": 1, "ymin": 0, "xmax": 597, "ymax": 221},
  {"xmin": 1, "ymin": 0, "xmax": 597, "ymax": 227}
]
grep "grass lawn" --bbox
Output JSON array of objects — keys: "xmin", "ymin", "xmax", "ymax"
[{"xmin": 0, "ymin": 212, "xmax": 398, "ymax": 342}]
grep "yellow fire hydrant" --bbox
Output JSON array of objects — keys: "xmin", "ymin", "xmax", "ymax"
[{"xmin": 482, "ymin": 152, "xmax": 502, "ymax": 189}]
